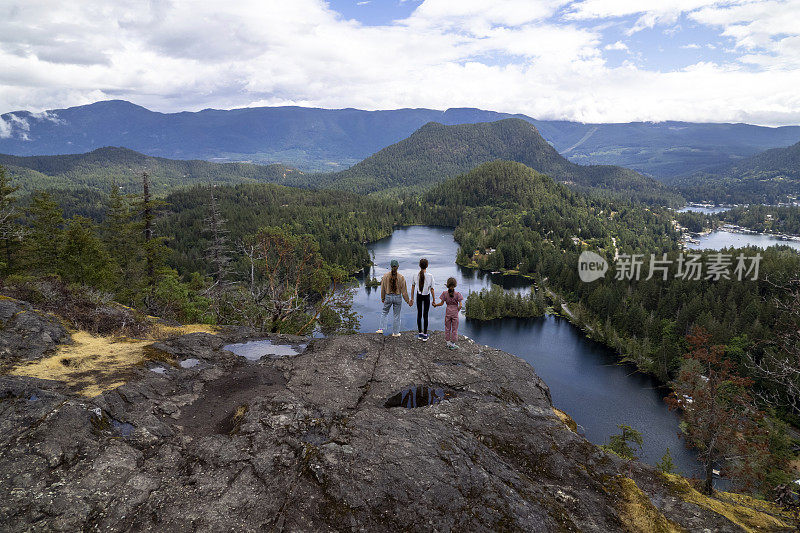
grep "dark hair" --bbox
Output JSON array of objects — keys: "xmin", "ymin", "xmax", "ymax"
[
  {"xmin": 390, "ymin": 265, "xmax": 398, "ymax": 292},
  {"xmin": 418, "ymin": 258, "xmax": 428, "ymax": 292},
  {"xmin": 446, "ymin": 276, "xmax": 457, "ymax": 296}
]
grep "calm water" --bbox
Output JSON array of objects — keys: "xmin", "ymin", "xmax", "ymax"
[
  {"xmin": 352, "ymin": 226, "xmax": 704, "ymax": 478},
  {"xmin": 688, "ymin": 230, "xmax": 800, "ymax": 251},
  {"xmin": 677, "ymin": 205, "xmax": 731, "ymax": 214}
]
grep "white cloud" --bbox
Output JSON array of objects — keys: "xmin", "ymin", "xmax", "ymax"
[
  {"xmin": 604, "ymin": 40, "xmax": 628, "ymax": 51},
  {"xmin": 0, "ymin": 0, "xmax": 797, "ymax": 125},
  {"xmin": 681, "ymin": 43, "xmax": 701, "ymax": 49}
]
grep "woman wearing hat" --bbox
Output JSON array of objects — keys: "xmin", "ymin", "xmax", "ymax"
[{"xmin": 377, "ymin": 259, "xmax": 410, "ymax": 337}]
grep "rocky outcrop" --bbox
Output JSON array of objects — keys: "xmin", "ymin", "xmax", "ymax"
[
  {"xmin": 0, "ymin": 297, "xmax": 68, "ymax": 371},
  {"xmin": 0, "ymin": 321, "xmax": 792, "ymax": 531}
]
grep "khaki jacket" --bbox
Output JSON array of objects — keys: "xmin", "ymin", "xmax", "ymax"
[{"xmin": 380, "ymin": 271, "xmax": 409, "ymax": 302}]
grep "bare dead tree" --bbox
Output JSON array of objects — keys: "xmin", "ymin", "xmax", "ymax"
[{"xmin": 204, "ymin": 186, "xmax": 231, "ymax": 289}]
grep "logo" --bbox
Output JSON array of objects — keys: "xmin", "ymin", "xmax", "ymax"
[{"xmin": 578, "ymin": 251, "xmax": 608, "ymax": 282}]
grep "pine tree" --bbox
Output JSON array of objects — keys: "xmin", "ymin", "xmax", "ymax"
[
  {"xmin": 656, "ymin": 448, "xmax": 676, "ymax": 474},
  {"xmin": 25, "ymin": 191, "xmax": 64, "ymax": 275},
  {"xmin": 136, "ymin": 171, "xmax": 169, "ymax": 305},
  {"xmin": 60, "ymin": 216, "xmax": 115, "ymax": 288},
  {"xmin": 103, "ymin": 182, "xmax": 141, "ymax": 293},
  {"xmin": 0, "ymin": 165, "xmax": 21, "ymax": 273}
]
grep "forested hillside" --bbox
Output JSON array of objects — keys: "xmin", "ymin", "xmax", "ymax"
[
  {"xmin": 300, "ymin": 119, "xmax": 683, "ymax": 205},
  {"xmin": 720, "ymin": 205, "xmax": 800, "ymax": 235},
  {"xmin": 0, "ymin": 146, "xmax": 301, "ymax": 195},
  {"xmin": 673, "ymin": 141, "xmax": 800, "ymax": 203},
  {"xmin": 160, "ymin": 183, "xmax": 422, "ymax": 275}
]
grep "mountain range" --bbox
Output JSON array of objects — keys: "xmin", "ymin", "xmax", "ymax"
[
  {"xmin": 2, "ymin": 100, "xmax": 800, "ymax": 178},
  {"xmin": 1, "ymin": 119, "xmax": 682, "ymax": 206}
]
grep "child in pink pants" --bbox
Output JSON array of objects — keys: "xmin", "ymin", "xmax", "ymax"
[{"xmin": 434, "ymin": 277, "xmax": 463, "ymax": 349}]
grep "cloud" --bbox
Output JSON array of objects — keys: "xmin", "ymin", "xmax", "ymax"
[
  {"xmin": 681, "ymin": 43, "xmax": 701, "ymax": 49},
  {"xmin": 604, "ymin": 40, "xmax": 628, "ymax": 51},
  {"xmin": 0, "ymin": 0, "xmax": 797, "ymax": 126}
]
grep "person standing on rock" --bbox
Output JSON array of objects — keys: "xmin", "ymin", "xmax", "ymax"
[
  {"xmin": 377, "ymin": 259, "xmax": 410, "ymax": 337},
  {"xmin": 433, "ymin": 277, "xmax": 463, "ymax": 349},
  {"xmin": 410, "ymin": 257, "xmax": 435, "ymax": 341}
]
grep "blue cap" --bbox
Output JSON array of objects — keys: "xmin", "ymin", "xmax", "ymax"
[{"xmin": 390, "ymin": 259, "xmax": 399, "ymax": 267}]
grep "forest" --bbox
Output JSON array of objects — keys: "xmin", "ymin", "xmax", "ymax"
[
  {"xmin": 720, "ymin": 205, "xmax": 800, "ymax": 235},
  {"xmin": 0, "ymin": 146, "xmax": 301, "ymax": 195}
]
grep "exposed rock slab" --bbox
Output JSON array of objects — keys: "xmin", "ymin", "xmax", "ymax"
[
  {"xmin": 0, "ymin": 297, "xmax": 68, "ymax": 371},
  {"xmin": 0, "ymin": 327, "xmax": 791, "ymax": 532}
]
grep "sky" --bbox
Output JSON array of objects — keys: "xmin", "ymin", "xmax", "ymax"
[{"xmin": 1, "ymin": 0, "xmax": 799, "ymax": 126}]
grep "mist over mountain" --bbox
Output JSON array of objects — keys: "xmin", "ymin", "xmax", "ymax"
[{"xmin": 2, "ymin": 100, "xmax": 799, "ymax": 178}]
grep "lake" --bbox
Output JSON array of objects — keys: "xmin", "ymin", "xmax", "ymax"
[
  {"xmin": 677, "ymin": 205, "xmax": 731, "ymax": 214},
  {"xmin": 351, "ymin": 226, "xmax": 705, "ymax": 479},
  {"xmin": 688, "ymin": 229, "xmax": 800, "ymax": 252}
]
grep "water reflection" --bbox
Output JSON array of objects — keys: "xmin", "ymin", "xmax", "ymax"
[{"xmin": 385, "ymin": 386, "xmax": 452, "ymax": 408}]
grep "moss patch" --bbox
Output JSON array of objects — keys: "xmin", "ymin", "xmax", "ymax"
[
  {"xmin": 8, "ymin": 331, "xmax": 155, "ymax": 397},
  {"xmin": 610, "ymin": 476, "xmax": 685, "ymax": 533},
  {"xmin": 6, "ymin": 324, "xmax": 215, "ymax": 397},
  {"xmin": 552, "ymin": 408, "xmax": 578, "ymax": 432},
  {"xmin": 663, "ymin": 473, "xmax": 792, "ymax": 532}
]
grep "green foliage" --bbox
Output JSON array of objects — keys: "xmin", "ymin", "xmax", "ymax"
[
  {"xmin": 0, "ymin": 165, "xmax": 21, "ymax": 273},
  {"xmin": 720, "ymin": 205, "xmax": 800, "ymax": 236},
  {"xmin": 675, "ymin": 210, "xmax": 714, "ymax": 233},
  {"xmin": 160, "ymin": 182, "xmax": 421, "ymax": 275},
  {"xmin": 59, "ymin": 216, "xmax": 116, "ymax": 289},
  {"xmin": 24, "ymin": 191, "xmax": 64, "ymax": 275},
  {"xmin": 465, "ymin": 286, "xmax": 545, "ymax": 320},
  {"xmin": 656, "ymin": 448, "xmax": 676, "ymax": 474},
  {"xmin": 601, "ymin": 424, "xmax": 644, "ymax": 461}
]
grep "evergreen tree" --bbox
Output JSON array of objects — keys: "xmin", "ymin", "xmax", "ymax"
[
  {"xmin": 25, "ymin": 191, "xmax": 64, "ymax": 275},
  {"xmin": 0, "ymin": 165, "xmax": 21, "ymax": 273},
  {"xmin": 103, "ymin": 182, "xmax": 142, "ymax": 294},
  {"xmin": 60, "ymin": 216, "xmax": 115, "ymax": 289}
]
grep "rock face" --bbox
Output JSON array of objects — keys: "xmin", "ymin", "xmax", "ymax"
[
  {"xmin": 0, "ymin": 325, "xmax": 792, "ymax": 531},
  {"xmin": 0, "ymin": 297, "xmax": 68, "ymax": 371}
]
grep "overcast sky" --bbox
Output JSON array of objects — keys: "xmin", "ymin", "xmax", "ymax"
[{"xmin": 1, "ymin": 0, "xmax": 799, "ymax": 125}]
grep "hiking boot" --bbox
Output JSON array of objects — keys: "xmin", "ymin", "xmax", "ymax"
[{"xmin": 422, "ymin": 333, "xmax": 429, "ymax": 341}]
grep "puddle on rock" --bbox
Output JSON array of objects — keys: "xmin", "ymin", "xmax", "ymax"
[
  {"xmin": 28, "ymin": 393, "xmax": 39, "ymax": 402},
  {"xmin": 385, "ymin": 385, "xmax": 454, "ymax": 408},
  {"xmin": 179, "ymin": 358, "xmax": 200, "ymax": 369},
  {"xmin": 111, "ymin": 419, "xmax": 135, "ymax": 437},
  {"xmin": 150, "ymin": 366, "xmax": 167, "ymax": 374},
  {"xmin": 224, "ymin": 340, "xmax": 307, "ymax": 361},
  {"xmin": 355, "ymin": 352, "xmax": 367, "ymax": 360}
]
